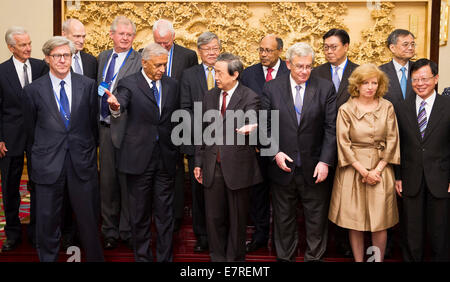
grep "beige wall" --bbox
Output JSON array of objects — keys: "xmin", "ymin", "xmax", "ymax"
[
  {"xmin": 0, "ymin": 0, "xmax": 53, "ymax": 62},
  {"xmin": 439, "ymin": 26, "xmax": 450, "ymax": 93}
]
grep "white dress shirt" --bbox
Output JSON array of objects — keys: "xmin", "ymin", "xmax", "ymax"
[
  {"xmin": 263, "ymin": 59, "xmax": 281, "ymax": 80},
  {"xmin": 219, "ymin": 81, "xmax": 239, "ymax": 111},
  {"xmin": 415, "ymin": 90, "xmax": 436, "ymax": 118},
  {"xmin": 103, "ymin": 49, "xmax": 130, "ymax": 92},
  {"xmin": 49, "ymin": 71, "xmax": 72, "ymax": 111},
  {"xmin": 331, "ymin": 58, "xmax": 347, "ymax": 81},
  {"xmin": 289, "ymin": 74, "xmax": 306, "ymax": 104},
  {"xmin": 141, "ymin": 69, "xmax": 163, "ymax": 114},
  {"xmin": 12, "ymin": 56, "xmax": 32, "ymax": 88},
  {"xmin": 393, "ymin": 58, "xmax": 410, "ymax": 83}
]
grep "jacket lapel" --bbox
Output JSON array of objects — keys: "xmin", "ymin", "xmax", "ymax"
[
  {"xmin": 300, "ymin": 77, "xmax": 317, "ymax": 126},
  {"xmin": 256, "ymin": 63, "xmax": 266, "ymax": 86},
  {"xmin": 404, "ymin": 97, "xmax": 422, "ymax": 142},
  {"xmin": 280, "ymin": 75, "xmax": 298, "ymax": 126},
  {"xmin": 196, "ymin": 64, "xmax": 209, "ymax": 95},
  {"xmin": 5, "ymin": 58, "xmax": 22, "ymax": 93},
  {"xmin": 69, "ymin": 74, "xmax": 82, "ymax": 127},
  {"xmin": 40, "ymin": 75, "xmax": 67, "ymax": 130},
  {"xmin": 223, "ymin": 83, "xmax": 243, "ymax": 123},
  {"xmin": 422, "ymin": 94, "xmax": 444, "ymax": 142}
]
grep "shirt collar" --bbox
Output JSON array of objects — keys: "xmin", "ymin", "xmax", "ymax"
[
  {"xmin": 415, "ymin": 90, "xmax": 436, "ymax": 106},
  {"xmin": 49, "ymin": 71, "xmax": 71, "ymax": 88},
  {"xmin": 221, "ymin": 81, "xmax": 239, "ymax": 96},
  {"xmin": 12, "ymin": 56, "xmax": 29, "ymax": 67},
  {"xmin": 392, "ymin": 59, "xmax": 409, "ymax": 73},
  {"xmin": 141, "ymin": 68, "xmax": 159, "ymax": 87},
  {"xmin": 331, "ymin": 58, "xmax": 347, "ymax": 70},
  {"xmin": 289, "ymin": 74, "xmax": 306, "ymax": 90},
  {"xmin": 348, "ymin": 97, "xmax": 383, "ymax": 120}
]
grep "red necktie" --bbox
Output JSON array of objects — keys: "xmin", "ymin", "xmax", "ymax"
[
  {"xmin": 217, "ymin": 92, "xmax": 228, "ymax": 163},
  {"xmin": 266, "ymin": 68, "xmax": 274, "ymax": 81}
]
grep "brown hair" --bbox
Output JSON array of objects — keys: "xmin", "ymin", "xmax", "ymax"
[{"xmin": 348, "ymin": 63, "xmax": 389, "ymax": 98}]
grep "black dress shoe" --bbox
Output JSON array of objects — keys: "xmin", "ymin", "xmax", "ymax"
[
  {"xmin": 122, "ymin": 238, "xmax": 134, "ymax": 250},
  {"xmin": 103, "ymin": 238, "xmax": 118, "ymax": 250},
  {"xmin": 2, "ymin": 238, "xmax": 22, "ymax": 252},
  {"xmin": 246, "ymin": 240, "xmax": 267, "ymax": 253},
  {"xmin": 193, "ymin": 240, "xmax": 208, "ymax": 253},
  {"xmin": 173, "ymin": 218, "xmax": 182, "ymax": 232}
]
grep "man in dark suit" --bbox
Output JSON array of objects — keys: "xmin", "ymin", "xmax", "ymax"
[
  {"xmin": 379, "ymin": 29, "xmax": 416, "ymax": 257},
  {"xmin": 62, "ymin": 18, "xmax": 98, "ymax": 80},
  {"xmin": 23, "ymin": 36, "xmax": 103, "ymax": 262},
  {"xmin": 240, "ymin": 34, "xmax": 289, "ymax": 253},
  {"xmin": 312, "ymin": 28, "xmax": 358, "ymax": 257},
  {"xmin": 395, "ymin": 59, "xmax": 449, "ymax": 262},
  {"xmin": 194, "ymin": 53, "xmax": 263, "ymax": 262},
  {"xmin": 107, "ymin": 43, "xmax": 179, "ymax": 262},
  {"xmin": 96, "ymin": 16, "xmax": 141, "ymax": 250},
  {"xmin": 312, "ymin": 29, "xmax": 358, "ymax": 109},
  {"xmin": 0, "ymin": 26, "xmax": 48, "ymax": 251},
  {"xmin": 152, "ymin": 19, "xmax": 199, "ymax": 232},
  {"xmin": 61, "ymin": 17, "xmax": 98, "ymax": 250},
  {"xmin": 179, "ymin": 31, "xmax": 221, "ymax": 253},
  {"xmin": 380, "ymin": 29, "xmax": 416, "ymax": 107},
  {"xmin": 261, "ymin": 43, "xmax": 336, "ymax": 262}
]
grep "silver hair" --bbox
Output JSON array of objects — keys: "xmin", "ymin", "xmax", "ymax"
[
  {"xmin": 286, "ymin": 42, "xmax": 315, "ymax": 64},
  {"xmin": 5, "ymin": 26, "xmax": 28, "ymax": 46},
  {"xmin": 42, "ymin": 36, "xmax": 76, "ymax": 56},
  {"xmin": 141, "ymin": 42, "xmax": 169, "ymax": 60},
  {"xmin": 110, "ymin": 15, "xmax": 136, "ymax": 34},
  {"xmin": 197, "ymin": 31, "xmax": 220, "ymax": 49},
  {"xmin": 62, "ymin": 18, "xmax": 83, "ymax": 34},
  {"xmin": 152, "ymin": 19, "xmax": 175, "ymax": 37}
]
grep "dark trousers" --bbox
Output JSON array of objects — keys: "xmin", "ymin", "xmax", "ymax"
[
  {"xmin": 249, "ymin": 155, "xmax": 270, "ymax": 244},
  {"xmin": 35, "ymin": 153, "xmax": 103, "ymax": 262},
  {"xmin": 402, "ymin": 179, "xmax": 449, "ymax": 262},
  {"xmin": 271, "ymin": 166, "xmax": 330, "ymax": 262},
  {"xmin": 126, "ymin": 144, "xmax": 174, "ymax": 262},
  {"xmin": 99, "ymin": 125, "xmax": 131, "ymax": 241},
  {"xmin": 0, "ymin": 153, "xmax": 36, "ymax": 243},
  {"xmin": 204, "ymin": 163, "xmax": 250, "ymax": 262},
  {"xmin": 172, "ymin": 154, "xmax": 185, "ymax": 224},
  {"xmin": 187, "ymin": 154, "xmax": 207, "ymax": 242}
]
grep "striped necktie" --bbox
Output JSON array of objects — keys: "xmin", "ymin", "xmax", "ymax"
[{"xmin": 418, "ymin": 100, "xmax": 427, "ymax": 139}]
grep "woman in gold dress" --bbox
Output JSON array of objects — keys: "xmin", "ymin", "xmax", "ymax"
[{"xmin": 328, "ymin": 63, "xmax": 400, "ymax": 262}]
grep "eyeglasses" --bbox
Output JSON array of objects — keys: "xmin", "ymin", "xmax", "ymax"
[
  {"xmin": 399, "ymin": 42, "xmax": 416, "ymax": 49},
  {"xmin": 115, "ymin": 32, "xmax": 135, "ymax": 38},
  {"xmin": 49, "ymin": 53, "xmax": 71, "ymax": 60},
  {"xmin": 323, "ymin": 44, "xmax": 340, "ymax": 51},
  {"xmin": 411, "ymin": 76, "xmax": 435, "ymax": 84},
  {"xmin": 292, "ymin": 64, "xmax": 313, "ymax": 72},
  {"xmin": 258, "ymin": 48, "xmax": 277, "ymax": 54},
  {"xmin": 199, "ymin": 47, "xmax": 221, "ymax": 53}
]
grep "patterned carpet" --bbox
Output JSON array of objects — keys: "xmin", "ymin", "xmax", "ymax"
[{"xmin": 0, "ymin": 180, "xmax": 31, "ymax": 250}]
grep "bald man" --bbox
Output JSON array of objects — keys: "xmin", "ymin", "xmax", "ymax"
[
  {"xmin": 62, "ymin": 18, "xmax": 98, "ymax": 80},
  {"xmin": 240, "ymin": 34, "xmax": 289, "ymax": 253}
]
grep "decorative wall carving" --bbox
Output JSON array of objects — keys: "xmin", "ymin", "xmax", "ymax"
[{"xmin": 64, "ymin": 1, "xmax": 419, "ymax": 66}]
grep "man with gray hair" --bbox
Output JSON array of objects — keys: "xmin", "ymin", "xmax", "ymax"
[
  {"xmin": 261, "ymin": 42, "xmax": 336, "ymax": 262},
  {"xmin": 22, "ymin": 36, "xmax": 103, "ymax": 261},
  {"xmin": 62, "ymin": 18, "xmax": 97, "ymax": 80},
  {"xmin": 0, "ymin": 26, "xmax": 47, "ymax": 251},
  {"xmin": 96, "ymin": 15, "xmax": 141, "ymax": 250},
  {"xmin": 152, "ymin": 19, "xmax": 198, "ymax": 233},
  {"xmin": 107, "ymin": 43, "xmax": 180, "ymax": 262},
  {"xmin": 194, "ymin": 53, "xmax": 262, "ymax": 261},
  {"xmin": 179, "ymin": 31, "xmax": 221, "ymax": 253}
]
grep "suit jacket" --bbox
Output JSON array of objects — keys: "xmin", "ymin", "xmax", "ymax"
[
  {"xmin": 379, "ymin": 60, "xmax": 414, "ymax": 107},
  {"xmin": 240, "ymin": 59, "xmax": 289, "ymax": 96},
  {"xmin": 97, "ymin": 48, "xmax": 142, "ymax": 148},
  {"xmin": 395, "ymin": 93, "xmax": 450, "ymax": 199},
  {"xmin": 72, "ymin": 51, "xmax": 98, "ymax": 80},
  {"xmin": 261, "ymin": 73, "xmax": 337, "ymax": 186},
  {"xmin": 0, "ymin": 57, "xmax": 48, "ymax": 156},
  {"xmin": 312, "ymin": 59, "xmax": 359, "ymax": 109},
  {"xmin": 23, "ymin": 73, "xmax": 99, "ymax": 185},
  {"xmin": 114, "ymin": 72, "xmax": 180, "ymax": 176},
  {"xmin": 194, "ymin": 83, "xmax": 263, "ymax": 190},
  {"xmin": 179, "ymin": 64, "xmax": 211, "ymax": 155},
  {"xmin": 171, "ymin": 44, "xmax": 198, "ymax": 82}
]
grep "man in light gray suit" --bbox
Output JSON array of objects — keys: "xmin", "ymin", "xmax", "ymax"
[{"xmin": 97, "ymin": 15, "xmax": 142, "ymax": 250}]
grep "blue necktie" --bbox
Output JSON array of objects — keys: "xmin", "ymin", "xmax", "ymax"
[
  {"xmin": 101, "ymin": 53, "xmax": 118, "ymax": 118},
  {"xmin": 400, "ymin": 67, "xmax": 407, "ymax": 99},
  {"xmin": 59, "ymin": 80, "xmax": 70, "ymax": 129},
  {"xmin": 152, "ymin": 81, "xmax": 160, "ymax": 115},
  {"xmin": 332, "ymin": 66, "xmax": 341, "ymax": 92}
]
